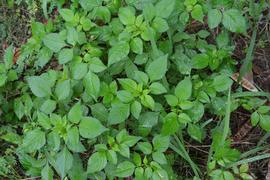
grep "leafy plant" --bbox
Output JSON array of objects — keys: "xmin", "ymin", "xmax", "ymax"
[{"xmin": 0, "ymin": 0, "xmax": 270, "ymax": 179}]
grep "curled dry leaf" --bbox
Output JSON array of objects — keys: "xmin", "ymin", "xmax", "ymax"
[{"xmin": 231, "ymin": 72, "xmax": 258, "ymax": 92}]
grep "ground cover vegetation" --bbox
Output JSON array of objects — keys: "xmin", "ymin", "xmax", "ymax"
[{"xmin": 1, "ymin": 0, "xmax": 270, "ymax": 179}]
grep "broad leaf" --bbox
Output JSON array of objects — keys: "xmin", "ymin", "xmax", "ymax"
[
  {"xmin": 79, "ymin": 117, "xmax": 107, "ymax": 139},
  {"xmin": 55, "ymin": 147, "xmax": 73, "ymax": 179},
  {"xmin": 222, "ymin": 9, "xmax": 246, "ymax": 33},
  {"xmin": 108, "ymin": 41, "xmax": 130, "ymax": 66},
  {"xmin": 146, "ymin": 55, "xmax": 168, "ymax": 82},
  {"xmin": 43, "ymin": 33, "xmax": 66, "ymax": 52},
  {"xmin": 87, "ymin": 152, "xmax": 107, "ymax": 173},
  {"xmin": 22, "ymin": 129, "xmax": 46, "ymax": 153}
]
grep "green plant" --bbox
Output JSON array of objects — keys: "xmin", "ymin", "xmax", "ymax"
[{"xmin": 1, "ymin": 0, "xmax": 270, "ymax": 179}]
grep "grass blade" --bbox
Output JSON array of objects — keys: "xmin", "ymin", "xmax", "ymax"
[{"xmin": 221, "ymin": 88, "xmax": 231, "ymax": 145}]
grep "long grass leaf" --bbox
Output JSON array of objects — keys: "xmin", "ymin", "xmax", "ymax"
[{"xmin": 221, "ymin": 88, "xmax": 231, "ymax": 145}]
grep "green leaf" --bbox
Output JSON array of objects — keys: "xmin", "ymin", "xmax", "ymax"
[
  {"xmin": 259, "ymin": 115, "xmax": 270, "ymax": 132},
  {"xmin": 41, "ymin": 163, "xmax": 54, "ymax": 180},
  {"xmin": 137, "ymin": 142, "xmax": 152, "ymax": 155},
  {"xmin": 152, "ymin": 135, "xmax": 170, "ymax": 152},
  {"xmin": 165, "ymin": 95, "xmax": 178, "ymax": 107},
  {"xmin": 251, "ymin": 111, "xmax": 259, "ymax": 126},
  {"xmin": 178, "ymin": 113, "xmax": 192, "ymax": 124},
  {"xmin": 192, "ymin": 53, "xmax": 209, "ymax": 69},
  {"xmin": 108, "ymin": 41, "xmax": 130, "ymax": 66},
  {"xmin": 83, "ymin": 71, "xmax": 100, "ymax": 100},
  {"xmin": 152, "ymin": 152, "xmax": 167, "ymax": 164},
  {"xmin": 79, "ymin": 117, "xmax": 107, "ymax": 139},
  {"xmin": 58, "ymin": 48, "xmax": 73, "ymax": 64},
  {"xmin": 47, "ymin": 131, "xmax": 60, "ymax": 151},
  {"xmin": 87, "ymin": 151, "xmax": 107, "ymax": 173},
  {"xmin": 187, "ymin": 124, "xmax": 203, "ymax": 142},
  {"xmin": 79, "ymin": 0, "xmax": 100, "ymax": 11},
  {"xmin": 118, "ymin": 144, "xmax": 130, "ymax": 158},
  {"xmin": 162, "ymin": 112, "xmax": 179, "ymax": 136},
  {"xmin": 117, "ymin": 90, "xmax": 134, "ymax": 103},
  {"xmin": 140, "ymin": 94, "xmax": 155, "ymax": 110},
  {"xmin": 80, "ymin": 16, "xmax": 93, "ymax": 31},
  {"xmin": 22, "ymin": 129, "xmax": 46, "ymax": 153},
  {"xmin": 134, "ymin": 70, "xmax": 149, "ymax": 85},
  {"xmin": 149, "ymin": 82, "xmax": 167, "ymax": 95},
  {"xmin": 71, "ymin": 63, "xmax": 88, "ymax": 80},
  {"xmin": 222, "ymin": 9, "xmax": 247, "ymax": 33},
  {"xmin": 152, "ymin": 17, "xmax": 169, "ymax": 33},
  {"xmin": 108, "ymin": 102, "xmax": 130, "ymax": 125},
  {"xmin": 37, "ymin": 112, "xmax": 51, "ymax": 129},
  {"xmin": 68, "ymin": 102, "xmax": 83, "ymax": 124},
  {"xmin": 68, "ymin": 154, "xmax": 87, "ymax": 180},
  {"xmin": 175, "ymin": 77, "xmax": 192, "ymax": 100},
  {"xmin": 191, "ymin": 5, "xmax": 204, "ymax": 23},
  {"xmin": 114, "ymin": 161, "xmax": 135, "ymax": 178},
  {"xmin": 14, "ymin": 100, "xmax": 24, "ymax": 119},
  {"xmin": 43, "ymin": 33, "xmax": 66, "ymax": 52},
  {"xmin": 66, "ymin": 127, "xmax": 85, "ymax": 152},
  {"xmin": 55, "ymin": 80, "xmax": 70, "ymax": 100},
  {"xmin": 187, "ymin": 101, "xmax": 204, "ymax": 122},
  {"xmin": 213, "ymin": 74, "xmax": 233, "ymax": 92},
  {"xmin": 27, "ymin": 75, "xmax": 52, "ymax": 97},
  {"xmin": 130, "ymin": 37, "xmax": 143, "ymax": 54},
  {"xmin": 59, "ymin": 8, "xmax": 74, "ymax": 22},
  {"xmin": 0, "ymin": 74, "xmax": 7, "ymax": 87},
  {"xmin": 40, "ymin": 99, "xmax": 56, "ymax": 114},
  {"xmin": 155, "ymin": 0, "xmax": 175, "ymax": 18},
  {"xmin": 208, "ymin": 9, "xmax": 222, "ymax": 29},
  {"xmin": 36, "ymin": 47, "xmax": 53, "ymax": 67},
  {"xmin": 131, "ymin": 101, "xmax": 142, "ymax": 119},
  {"xmin": 118, "ymin": 78, "xmax": 138, "ymax": 95},
  {"xmin": 143, "ymin": 3, "xmax": 155, "ymax": 22},
  {"xmin": 4, "ymin": 45, "xmax": 13, "ymax": 69},
  {"xmin": 94, "ymin": 6, "xmax": 111, "ymax": 23},
  {"xmin": 107, "ymin": 150, "xmax": 117, "ymax": 165},
  {"xmin": 146, "ymin": 55, "xmax": 168, "ymax": 82},
  {"xmin": 118, "ymin": 7, "xmax": 136, "ymax": 25},
  {"xmin": 90, "ymin": 103, "xmax": 109, "ymax": 123},
  {"xmin": 89, "ymin": 57, "xmax": 107, "ymax": 73},
  {"xmin": 55, "ymin": 147, "xmax": 73, "ymax": 179},
  {"xmin": 257, "ymin": 106, "xmax": 270, "ymax": 114},
  {"xmin": 67, "ymin": 27, "xmax": 79, "ymax": 46}
]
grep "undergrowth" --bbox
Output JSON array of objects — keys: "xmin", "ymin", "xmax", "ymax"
[{"xmin": 0, "ymin": 0, "xmax": 270, "ymax": 179}]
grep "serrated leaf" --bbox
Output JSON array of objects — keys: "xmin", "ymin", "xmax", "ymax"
[
  {"xmin": 55, "ymin": 147, "xmax": 73, "ymax": 179},
  {"xmin": 150, "ymin": 82, "xmax": 167, "ymax": 95},
  {"xmin": 22, "ymin": 129, "xmax": 46, "ymax": 153},
  {"xmin": 58, "ymin": 48, "xmax": 73, "ymax": 64},
  {"xmin": 155, "ymin": 0, "xmax": 175, "ymax": 18},
  {"xmin": 222, "ymin": 9, "xmax": 246, "ymax": 33},
  {"xmin": 43, "ymin": 33, "xmax": 66, "ymax": 52},
  {"xmin": 55, "ymin": 80, "xmax": 70, "ymax": 100},
  {"xmin": 118, "ymin": 7, "xmax": 136, "ymax": 25},
  {"xmin": 108, "ymin": 41, "xmax": 130, "ymax": 66},
  {"xmin": 66, "ymin": 127, "xmax": 85, "ymax": 152},
  {"xmin": 87, "ymin": 152, "xmax": 107, "ymax": 173},
  {"xmin": 108, "ymin": 102, "xmax": 130, "ymax": 125},
  {"xmin": 146, "ymin": 55, "xmax": 168, "ymax": 82},
  {"xmin": 114, "ymin": 161, "xmax": 135, "ymax": 178},
  {"xmin": 68, "ymin": 102, "xmax": 83, "ymax": 124},
  {"xmin": 83, "ymin": 71, "xmax": 100, "ymax": 100},
  {"xmin": 208, "ymin": 9, "xmax": 222, "ymax": 29},
  {"xmin": 79, "ymin": 117, "xmax": 107, "ymax": 139},
  {"xmin": 175, "ymin": 77, "xmax": 192, "ymax": 100},
  {"xmin": 27, "ymin": 75, "xmax": 52, "ymax": 97}
]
